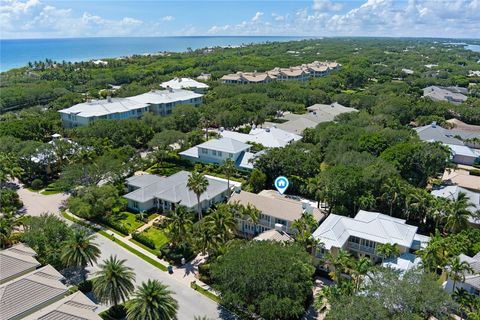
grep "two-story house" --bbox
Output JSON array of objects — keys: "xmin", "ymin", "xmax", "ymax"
[
  {"xmin": 179, "ymin": 137, "xmax": 256, "ymax": 170},
  {"xmin": 123, "ymin": 171, "xmax": 230, "ymax": 213},
  {"xmin": 444, "ymin": 252, "xmax": 480, "ymax": 296},
  {"xmin": 160, "ymin": 77, "xmax": 209, "ymax": 93},
  {"xmin": 228, "ymin": 190, "xmax": 325, "ymax": 236},
  {"xmin": 312, "ymin": 210, "xmax": 429, "ymax": 263},
  {"xmin": 128, "ymin": 88, "xmax": 203, "ymax": 116}
]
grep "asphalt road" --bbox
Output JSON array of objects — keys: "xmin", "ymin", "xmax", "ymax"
[{"xmin": 87, "ymin": 235, "xmax": 234, "ymax": 320}]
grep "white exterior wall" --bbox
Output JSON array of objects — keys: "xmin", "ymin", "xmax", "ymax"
[
  {"xmin": 128, "ymin": 199, "xmax": 155, "ymax": 212},
  {"xmin": 237, "ymin": 212, "xmax": 292, "ymax": 236},
  {"xmin": 452, "ymin": 154, "xmax": 478, "ymax": 166},
  {"xmin": 197, "ymin": 147, "xmax": 244, "ymax": 164}
]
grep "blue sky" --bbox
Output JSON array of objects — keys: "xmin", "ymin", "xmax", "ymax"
[{"xmin": 1, "ymin": 0, "xmax": 479, "ymax": 39}]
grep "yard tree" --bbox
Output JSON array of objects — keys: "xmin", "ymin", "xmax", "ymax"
[
  {"xmin": 61, "ymin": 228, "xmax": 101, "ymax": 281},
  {"xmin": 187, "ymin": 171, "xmax": 209, "ymax": 220},
  {"xmin": 210, "ymin": 240, "xmax": 314, "ymax": 320},
  {"xmin": 126, "ymin": 280, "xmax": 178, "ymax": 320}
]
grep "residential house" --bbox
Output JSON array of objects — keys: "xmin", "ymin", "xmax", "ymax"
[
  {"xmin": 59, "ymin": 97, "xmax": 150, "ymax": 128},
  {"xmin": 442, "ymin": 169, "xmax": 480, "ymax": 192},
  {"xmin": 423, "ymin": 86, "xmax": 468, "ymax": 104},
  {"xmin": 218, "ymin": 127, "xmax": 301, "ymax": 148},
  {"xmin": 179, "ymin": 137, "xmax": 256, "ymax": 170},
  {"xmin": 253, "ymin": 228, "xmax": 293, "ymax": 242},
  {"xmin": 0, "ymin": 243, "xmax": 41, "ymax": 284},
  {"xmin": 160, "ymin": 77, "xmax": 209, "ymax": 93},
  {"xmin": 59, "ymin": 88, "xmax": 203, "ymax": 127},
  {"xmin": 444, "ymin": 252, "xmax": 480, "ymax": 296},
  {"xmin": 431, "ymin": 185, "xmax": 480, "ymax": 226},
  {"xmin": 271, "ymin": 102, "xmax": 357, "ymax": 135},
  {"xmin": 382, "ymin": 252, "xmax": 422, "ymax": 274},
  {"xmin": 268, "ymin": 67, "xmax": 310, "ymax": 81},
  {"xmin": 220, "ymin": 71, "xmax": 276, "ymax": 84},
  {"xmin": 312, "ymin": 210, "xmax": 429, "ymax": 262},
  {"xmin": 128, "ymin": 88, "xmax": 203, "ymax": 116},
  {"xmin": 22, "ymin": 292, "xmax": 101, "ymax": 320},
  {"xmin": 228, "ymin": 190, "xmax": 325, "ymax": 236},
  {"xmin": 197, "ymin": 73, "xmax": 211, "ymax": 81},
  {"xmin": 0, "ymin": 244, "xmax": 101, "ymax": 320},
  {"xmin": 447, "ymin": 144, "xmax": 480, "ymax": 166},
  {"xmin": 123, "ymin": 171, "xmax": 230, "ymax": 213}
]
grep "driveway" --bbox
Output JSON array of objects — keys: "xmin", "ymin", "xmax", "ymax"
[
  {"xmin": 88, "ymin": 235, "xmax": 233, "ymax": 319},
  {"xmin": 17, "ymin": 187, "xmax": 68, "ymax": 217}
]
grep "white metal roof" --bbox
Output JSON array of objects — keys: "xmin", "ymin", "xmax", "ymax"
[
  {"xmin": 447, "ymin": 143, "xmax": 479, "ymax": 158},
  {"xmin": 219, "ymin": 127, "xmax": 301, "ymax": 148},
  {"xmin": 312, "ymin": 210, "xmax": 418, "ymax": 250},
  {"xmin": 128, "ymin": 89, "xmax": 202, "ymax": 105},
  {"xmin": 196, "ymin": 138, "xmax": 251, "ymax": 154},
  {"xmin": 59, "ymin": 98, "xmax": 149, "ymax": 118},
  {"xmin": 160, "ymin": 78, "xmax": 209, "ymax": 90}
]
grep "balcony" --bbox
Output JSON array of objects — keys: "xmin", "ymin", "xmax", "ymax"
[{"xmin": 347, "ymin": 242, "xmax": 375, "ymax": 254}]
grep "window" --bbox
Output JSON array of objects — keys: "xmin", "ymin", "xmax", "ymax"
[
  {"xmin": 349, "ymin": 236, "xmax": 360, "ymax": 244},
  {"xmin": 229, "ymin": 153, "xmax": 233, "ymax": 158},
  {"xmin": 275, "ymin": 218, "xmax": 287, "ymax": 226},
  {"xmin": 132, "ymin": 201, "xmax": 139, "ymax": 209},
  {"xmin": 212, "ymin": 150, "xmax": 217, "ymax": 156},
  {"xmin": 217, "ymin": 151, "xmax": 222, "ymax": 156},
  {"xmin": 201, "ymin": 148, "xmax": 208, "ymax": 154}
]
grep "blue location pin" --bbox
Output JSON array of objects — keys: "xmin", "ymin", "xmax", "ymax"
[{"xmin": 275, "ymin": 176, "xmax": 289, "ymax": 195}]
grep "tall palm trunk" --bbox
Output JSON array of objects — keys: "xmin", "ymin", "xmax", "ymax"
[{"xmin": 196, "ymin": 194, "xmax": 202, "ymax": 220}]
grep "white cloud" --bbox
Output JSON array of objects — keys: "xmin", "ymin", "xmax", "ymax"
[
  {"xmin": 162, "ymin": 15, "xmax": 174, "ymax": 22},
  {"xmin": 208, "ymin": 0, "xmax": 480, "ymax": 38},
  {"xmin": 312, "ymin": 0, "xmax": 343, "ymax": 12},
  {"xmin": 251, "ymin": 11, "xmax": 264, "ymax": 22}
]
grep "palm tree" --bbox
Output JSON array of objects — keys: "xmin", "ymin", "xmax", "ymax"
[
  {"xmin": 306, "ymin": 176, "xmax": 322, "ymax": 208},
  {"xmin": 376, "ymin": 243, "xmax": 399, "ymax": 263},
  {"xmin": 405, "ymin": 189, "xmax": 432, "ymax": 223},
  {"xmin": 380, "ymin": 178, "xmax": 405, "ymax": 216},
  {"xmin": 220, "ymin": 158, "xmax": 236, "ymax": 197},
  {"xmin": 447, "ymin": 256, "xmax": 475, "ymax": 294},
  {"xmin": 233, "ymin": 202, "xmax": 260, "ymax": 237},
  {"xmin": 187, "ymin": 171, "xmax": 209, "ymax": 220},
  {"xmin": 192, "ymin": 221, "xmax": 218, "ymax": 255},
  {"xmin": 61, "ymin": 228, "xmax": 101, "ymax": 281},
  {"xmin": 204, "ymin": 204, "xmax": 237, "ymax": 245},
  {"xmin": 292, "ymin": 212, "xmax": 319, "ymax": 254},
  {"xmin": 427, "ymin": 197, "xmax": 448, "ymax": 230},
  {"xmin": 323, "ymin": 249, "xmax": 351, "ymax": 283},
  {"xmin": 0, "ymin": 214, "xmax": 20, "ymax": 249},
  {"xmin": 0, "ymin": 153, "xmax": 24, "ymax": 187},
  {"xmin": 349, "ymin": 257, "xmax": 373, "ymax": 292},
  {"xmin": 443, "ymin": 192, "xmax": 475, "ymax": 234},
  {"xmin": 126, "ymin": 279, "xmax": 178, "ymax": 320},
  {"xmin": 166, "ymin": 206, "xmax": 194, "ymax": 247},
  {"xmin": 417, "ymin": 231, "xmax": 449, "ymax": 273},
  {"xmin": 93, "ymin": 255, "xmax": 135, "ymax": 307}
]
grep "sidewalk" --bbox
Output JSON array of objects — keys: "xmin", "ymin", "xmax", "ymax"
[{"xmin": 63, "ymin": 210, "xmax": 217, "ymax": 296}]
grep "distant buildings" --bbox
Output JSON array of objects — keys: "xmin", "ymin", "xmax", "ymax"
[
  {"xmin": 160, "ymin": 77, "xmax": 209, "ymax": 93},
  {"xmin": 179, "ymin": 137, "xmax": 256, "ymax": 170},
  {"xmin": 431, "ymin": 185, "xmax": 480, "ymax": 226},
  {"xmin": 124, "ymin": 171, "xmax": 231, "ymax": 213},
  {"xmin": 414, "ymin": 122, "xmax": 480, "ymax": 166},
  {"xmin": 312, "ymin": 210, "xmax": 429, "ymax": 263},
  {"xmin": 220, "ymin": 60, "xmax": 341, "ymax": 84},
  {"xmin": 0, "ymin": 243, "xmax": 101, "ymax": 320},
  {"xmin": 59, "ymin": 88, "xmax": 203, "ymax": 127},
  {"xmin": 229, "ymin": 190, "xmax": 324, "ymax": 236},
  {"xmin": 422, "ymin": 86, "xmax": 468, "ymax": 104}
]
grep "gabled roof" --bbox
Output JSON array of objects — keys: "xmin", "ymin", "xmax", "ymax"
[
  {"xmin": 0, "ymin": 245, "xmax": 41, "ymax": 284},
  {"xmin": 447, "ymin": 144, "xmax": 479, "ymax": 158},
  {"xmin": 23, "ymin": 291, "xmax": 101, "ymax": 320},
  {"xmin": 306, "ymin": 102, "xmax": 357, "ymax": 117},
  {"xmin": 0, "ymin": 265, "xmax": 67, "ymax": 320},
  {"xmin": 128, "ymin": 89, "xmax": 202, "ymax": 105},
  {"xmin": 59, "ymin": 98, "xmax": 149, "ymax": 118},
  {"xmin": 125, "ymin": 174, "xmax": 166, "ymax": 189},
  {"xmin": 254, "ymin": 229, "xmax": 293, "ymax": 242},
  {"xmin": 312, "ymin": 210, "xmax": 419, "ymax": 250},
  {"xmin": 124, "ymin": 171, "xmax": 228, "ymax": 208},
  {"xmin": 431, "ymin": 185, "xmax": 480, "ymax": 224},
  {"xmin": 196, "ymin": 138, "xmax": 251, "ymax": 154},
  {"xmin": 228, "ymin": 190, "xmax": 324, "ymax": 223},
  {"xmin": 160, "ymin": 78, "xmax": 209, "ymax": 90}
]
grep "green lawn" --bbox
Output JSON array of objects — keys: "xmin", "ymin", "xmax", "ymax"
[
  {"xmin": 110, "ymin": 212, "xmax": 144, "ymax": 233},
  {"xmin": 142, "ymin": 227, "xmax": 169, "ymax": 249}
]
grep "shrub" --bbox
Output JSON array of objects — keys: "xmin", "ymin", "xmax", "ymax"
[
  {"xmin": 31, "ymin": 179, "xmax": 44, "ymax": 190},
  {"xmin": 98, "ymin": 216, "xmax": 130, "ymax": 236},
  {"xmin": 160, "ymin": 243, "xmax": 194, "ymax": 265},
  {"xmin": 470, "ymin": 169, "xmax": 480, "ymax": 177},
  {"xmin": 132, "ymin": 232, "xmax": 156, "ymax": 249},
  {"xmin": 77, "ymin": 280, "xmax": 93, "ymax": 293},
  {"xmin": 100, "ymin": 305, "xmax": 126, "ymax": 320}
]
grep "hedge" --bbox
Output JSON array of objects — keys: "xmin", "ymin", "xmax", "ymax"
[{"xmin": 132, "ymin": 232, "xmax": 156, "ymax": 250}]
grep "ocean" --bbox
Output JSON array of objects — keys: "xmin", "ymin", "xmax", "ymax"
[{"xmin": 0, "ymin": 36, "xmax": 309, "ymax": 72}]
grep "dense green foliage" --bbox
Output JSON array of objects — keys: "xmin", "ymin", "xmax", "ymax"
[{"xmin": 210, "ymin": 240, "xmax": 315, "ymax": 320}]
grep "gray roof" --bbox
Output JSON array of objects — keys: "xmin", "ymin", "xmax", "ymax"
[
  {"xmin": 58, "ymin": 98, "xmax": 149, "ymax": 118},
  {"xmin": 196, "ymin": 138, "xmax": 251, "ymax": 154},
  {"xmin": 306, "ymin": 102, "xmax": 357, "ymax": 117},
  {"xmin": 423, "ymin": 86, "xmax": 468, "ymax": 104},
  {"xmin": 229, "ymin": 190, "xmax": 324, "ymax": 223},
  {"xmin": 0, "ymin": 265, "xmax": 67, "ymax": 320},
  {"xmin": 23, "ymin": 292, "xmax": 101, "ymax": 320},
  {"xmin": 431, "ymin": 185, "xmax": 480, "ymax": 224},
  {"xmin": 125, "ymin": 174, "xmax": 165, "ymax": 189},
  {"xmin": 128, "ymin": 89, "xmax": 202, "ymax": 105},
  {"xmin": 415, "ymin": 123, "xmax": 465, "ymax": 145},
  {"xmin": 459, "ymin": 253, "xmax": 480, "ymax": 289},
  {"xmin": 0, "ymin": 244, "xmax": 41, "ymax": 284},
  {"xmin": 124, "ymin": 171, "xmax": 228, "ymax": 208}
]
